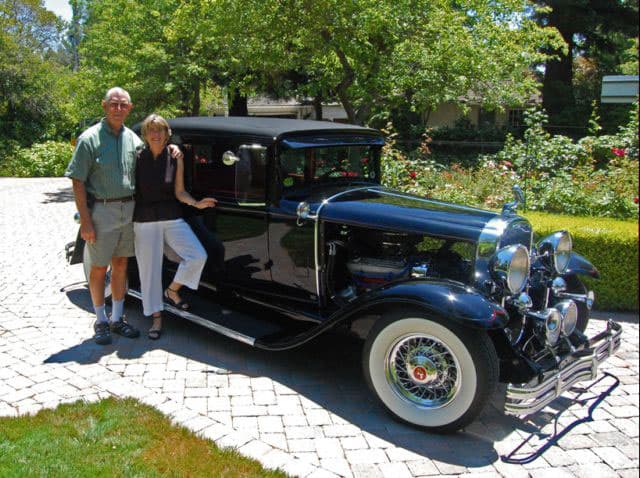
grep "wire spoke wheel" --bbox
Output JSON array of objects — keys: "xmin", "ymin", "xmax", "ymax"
[{"xmin": 386, "ymin": 334, "xmax": 461, "ymax": 408}]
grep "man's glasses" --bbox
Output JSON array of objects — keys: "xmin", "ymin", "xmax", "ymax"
[{"xmin": 107, "ymin": 101, "xmax": 131, "ymax": 110}]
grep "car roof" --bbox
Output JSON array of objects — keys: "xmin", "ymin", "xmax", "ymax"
[{"xmin": 166, "ymin": 116, "xmax": 382, "ymax": 139}]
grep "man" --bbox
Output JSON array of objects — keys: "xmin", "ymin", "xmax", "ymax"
[{"xmin": 65, "ymin": 87, "xmax": 181, "ymax": 345}]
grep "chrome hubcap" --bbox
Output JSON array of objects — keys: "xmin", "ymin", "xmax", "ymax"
[{"xmin": 386, "ymin": 334, "xmax": 460, "ymax": 408}]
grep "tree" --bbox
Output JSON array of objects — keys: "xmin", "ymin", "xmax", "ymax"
[
  {"xmin": 535, "ymin": 0, "xmax": 639, "ymax": 130},
  {"xmin": 74, "ymin": 0, "xmax": 563, "ymax": 127},
  {"xmin": 206, "ymin": 0, "xmax": 564, "ymax": 125},
  {"xmin": 0, "ymin": 0, "xmax": 75, "ymax": 146}
]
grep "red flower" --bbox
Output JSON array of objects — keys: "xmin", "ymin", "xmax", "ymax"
[
  {"xmin": 612, "ymin": 147, "xmax": 626, "ymax": 157},
  {"xmin": 361, "ymin": 157, "xmax": 369, "ymax": 164},
  {"xmin": 409, "ymin": 171, "xmax": 417, "ymax": 179},
  {"xmin": 634, "ymin": 197, "xmax": 639, "ymax": 204}
]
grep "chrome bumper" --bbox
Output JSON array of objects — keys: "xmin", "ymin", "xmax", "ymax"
[{"xmin": 505, "ymin": 320, "xmax": 622, "ymax": 416}]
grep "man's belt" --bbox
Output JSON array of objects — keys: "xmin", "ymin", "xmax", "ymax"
[{"xmin": 96, "ymin": 195, "xmax": 135, "ymax": 204}]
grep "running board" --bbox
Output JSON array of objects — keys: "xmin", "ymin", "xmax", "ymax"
[{"xmin": 127, "ymin": 289, "xmax": 256, "ymax": 346}]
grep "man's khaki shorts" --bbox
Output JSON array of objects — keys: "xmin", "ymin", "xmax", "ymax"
[{"xmin": 86, "ymin": 201, "xmax": 135, "ymax": 267}]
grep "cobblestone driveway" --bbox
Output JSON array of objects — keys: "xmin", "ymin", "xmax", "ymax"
[{"xmin": 1, "ymin": 178, "xmax": 638, "ymax": 477}]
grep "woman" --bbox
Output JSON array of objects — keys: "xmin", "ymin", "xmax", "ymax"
[{"xmin": 133, "ymin": 114, "xmax": 216, "ymax": 339}]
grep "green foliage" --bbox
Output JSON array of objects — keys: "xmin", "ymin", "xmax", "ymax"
[
  {"xmin": 1, "ymin": 1, "xmax": 77, "ymax": 147},
  {"xmin": 524, "ymin": 212, "xmax": 638, "ymax": 311},
  {"xmin": 381, "ymin": 108, "xmax": 639, "ymax": 220},
  {"xmin": 0, "ymin": 141, "xmax": 74, "ymax": 177},
  {"xmin": 429, "ymin": 117, "xmax": 515, "ymax": 143},
  {"xmin": 85, "ymin": 0, "xmax": 564, "ymax": 126}
]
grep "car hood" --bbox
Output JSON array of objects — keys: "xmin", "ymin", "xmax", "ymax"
[{"xmin": 315, "ymin": 187, "xmax": 499, "ymax": 243}]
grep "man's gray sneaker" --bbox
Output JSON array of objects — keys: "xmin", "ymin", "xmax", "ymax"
[
  {"xmin": 93, "ymin": 321, "xmax": 112, "ymax": 345},
  {"xmin": 109, "ymin": 317, "xmax": 140, "ymax": 338}
]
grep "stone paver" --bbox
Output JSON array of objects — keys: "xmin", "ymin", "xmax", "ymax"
[{"xmin": 1, "ymin": 178, "xmax": 638, "ymax": 477}]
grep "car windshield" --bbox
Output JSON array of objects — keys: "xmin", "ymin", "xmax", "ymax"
[{"xmin": 279, "ymin": 145, "xmax": 380, "ymax": 192}]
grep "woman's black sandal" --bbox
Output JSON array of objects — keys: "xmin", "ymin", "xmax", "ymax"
[
  {"xmin": 148, "ymin": 316, "xmax": 162, "ymax": 340},
  {"xmin": 164, "ymin": 287, "xmax": 190, "ymax": 310}
]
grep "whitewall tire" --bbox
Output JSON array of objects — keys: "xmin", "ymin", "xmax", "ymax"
[{"xmin": 363, "ymin": 308, "xmax": 498, "ymax": 433}]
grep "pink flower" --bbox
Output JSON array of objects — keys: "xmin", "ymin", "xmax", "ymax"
[
  {"xmin": 503, "ymin": 161, "xmax": 513, "ymax": 168},
  {"xmin": 612, "ymin": 147, "xmax": 626, "ymax": 157},
  {"xmin": 409, "ymin": 171, "xmax": 417, "ymax": 180}
]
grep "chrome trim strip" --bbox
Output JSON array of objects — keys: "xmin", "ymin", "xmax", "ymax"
[
  {"xmin": 504, "ymin": 320, "xmax": 622, "ymax": 416},
  {"xmin": 127, "ymin": 289, "xmax": 256, "ymax": 346}
]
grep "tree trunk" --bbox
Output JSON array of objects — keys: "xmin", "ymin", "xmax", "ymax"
[
  {"xmin": 313, "ymin": 95, "xmax": 323, "ymax": 120},
  {"xmin": 191, "ymin": 81, "xmax": 200, "ymax": 116},
  {"xmin": 229, "ymin": 89, "xmax": 248, "ymax": 116},
  {"xmin": 541, "ymin": 7, "xmax": 576, "ymax": 127}
]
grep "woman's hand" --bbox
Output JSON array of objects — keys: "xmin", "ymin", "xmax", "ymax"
[
  {"xmin": 194, "ymin": 197, "xmax": 217, "ymax": 209},
  {"xmin": 167, "ymin": 144, "xmax": 184, "ymax": 161}
]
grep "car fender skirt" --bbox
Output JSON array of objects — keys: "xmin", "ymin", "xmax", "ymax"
[
  {"xmin": 565, "ymin": 252, "xmax": 600, "ymax": 279},
  {"xmin": 337, "ymin": 279, "xmax": 509, "ymax": 329}
]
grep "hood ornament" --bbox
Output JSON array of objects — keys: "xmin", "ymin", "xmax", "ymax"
[{"xmin": 502, "ymin": 185, "xmax": 525, "ymax": 216}]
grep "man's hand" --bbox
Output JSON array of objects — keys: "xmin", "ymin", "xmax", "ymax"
[
  {"xmin": 168, "ymin": 144, "xmax": 184, "ymax": 161},
  {"xmin": 81, "ymin": 219, "xmax": 96, "ymax": 244}
]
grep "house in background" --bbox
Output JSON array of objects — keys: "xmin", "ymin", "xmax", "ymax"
[
  {"xmin": 601, "ymin": 75, "xmax": 639, "ymax": 104},
  {"xmin": 215, "ymin": 95, "xmax": 529, "ymax": 131}
]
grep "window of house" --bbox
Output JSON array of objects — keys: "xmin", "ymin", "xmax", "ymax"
[
  {"xmin": 478, "ymin": 108, "xmax": 496, "ymax": 127},
  {"xmin": 508, "ymin": 109, "xmax": 524, "ymax": 128}
]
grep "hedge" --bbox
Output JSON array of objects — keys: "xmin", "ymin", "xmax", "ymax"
[{"xmin": 523, "ymin": 211, "xmax": 638, "ymax": 312}]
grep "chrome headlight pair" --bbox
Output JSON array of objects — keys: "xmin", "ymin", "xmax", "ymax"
[
  {"xmin": 490, "ymin": 245, "xmax": 530, "ymax": 294},
  {"xmin": 538, "ymin": 231, "xmax": 572, "ymax": 274},
  {"xmin": 537, "ymin": 300, "xmax": 579, "ymax": 345}
]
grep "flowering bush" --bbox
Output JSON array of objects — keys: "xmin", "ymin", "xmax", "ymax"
[{"xmin": 381, "ymin": 106, "xmax": 639, "ymax": 220}]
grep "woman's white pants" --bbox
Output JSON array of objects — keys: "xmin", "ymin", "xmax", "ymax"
[{"xmin": 134, "ymin": 219, "xmax": 207, "ymax": 316}]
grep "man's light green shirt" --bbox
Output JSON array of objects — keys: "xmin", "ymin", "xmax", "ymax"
[{"xmin": 65, "ymin": 119, "xmax": 143, "ymax": 199}]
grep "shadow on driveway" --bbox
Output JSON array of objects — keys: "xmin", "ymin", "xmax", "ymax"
[
  {"xmin": 41, "ymin": 186, "xmax": 74, "ymax": 204},
  {"xmin": 47, "ymin": 287, "xmax": 615, "ymax": 468}
]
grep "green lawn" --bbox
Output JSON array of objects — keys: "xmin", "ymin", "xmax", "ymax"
[{"xmin": 0, "ymin": 398, "xmax": 289, "ymax": 478}]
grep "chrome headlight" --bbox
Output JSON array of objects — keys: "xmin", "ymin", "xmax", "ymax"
[
  {"xmin": 555, "ymin": 300, "xmax": 578, "ymax": 335},
  {"xmin": 538, "ymin": 231, "xmax": 572, "ymax": 274},
  {"xmin": 490, "ymin": 245, "xmax": 530, "ymax": 294},
  {"xmin": 544, "ymin": 309, "xmax": 562, "ymax": 345}
]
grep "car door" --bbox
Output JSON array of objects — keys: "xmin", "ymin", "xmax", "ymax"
[{"xmin": 180, "ymin": 134, "xmax": 271, "ymax": 292}]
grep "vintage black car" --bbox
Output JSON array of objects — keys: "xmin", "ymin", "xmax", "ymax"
[{"xmin": 67, "ymin": 117, "xmax": 622, "ymax": 433}]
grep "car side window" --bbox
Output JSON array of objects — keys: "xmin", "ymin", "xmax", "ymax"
[
  {"xmin": 236, "ymin": 145, "xmax": 267, "ymax": 205},
  {"xmin": 184, "ymin": 139, "xmax": 236, "ymax": 202}
]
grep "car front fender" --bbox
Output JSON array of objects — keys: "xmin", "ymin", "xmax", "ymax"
[
  {"xmin": 334, "ymin": 279, "xmax": 509, "ymax": 330},
  {"xmin": 564, "ymin": 252, "xmax": 600, "ymax": 279}
]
